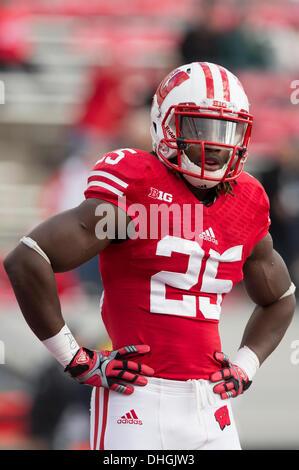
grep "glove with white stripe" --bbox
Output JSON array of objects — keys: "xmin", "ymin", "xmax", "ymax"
[
  {"xmin": 210, "ymin": 351, "xmax": 252, "ymax": 399},
  {"xmin": 65, "ymin": 344, "xmax": 154, "ymax": 395}
]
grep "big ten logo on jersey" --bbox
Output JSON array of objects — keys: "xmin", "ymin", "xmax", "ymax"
[{"xmin": 148, "ymin": 187, "xmax": 173, "ymax": 203}]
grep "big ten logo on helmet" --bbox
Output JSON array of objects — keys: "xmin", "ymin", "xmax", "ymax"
[{"xmin": 148, "ymin": 187, "xmax": 173, "ymax": 203}]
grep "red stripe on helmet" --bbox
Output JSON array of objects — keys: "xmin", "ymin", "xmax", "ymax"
[
  {"xmin": 217, "ymin": 65, "xmax": 230, "ymax": 102},
  {"xmin": 199, "ymin": 62, "xmax": 214, "ymax": 99}
]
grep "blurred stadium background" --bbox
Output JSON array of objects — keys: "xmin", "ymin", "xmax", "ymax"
[{"xmin": 0, "ymin": 0, "xmax": 298, "ymax": 450}]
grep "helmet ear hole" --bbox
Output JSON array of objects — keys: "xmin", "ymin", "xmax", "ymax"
[{"xmin": 152, "ymin": 122, "xmax": 157, "ymax": 133}]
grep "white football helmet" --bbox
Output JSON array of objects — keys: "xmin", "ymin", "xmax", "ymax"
[{"xmin": 150, "ymin": 62, "xmax": 253, "ymax": 188}]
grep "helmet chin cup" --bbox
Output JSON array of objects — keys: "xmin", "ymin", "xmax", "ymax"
[
  {"xmin": 183, "ymin": 173, "xmax": 219, "ymax": 189},
  {"xmin": 181, "ymin": 152, "xmax": 229, "ymax": 188}
]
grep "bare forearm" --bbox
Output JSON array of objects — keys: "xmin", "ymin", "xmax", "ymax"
[
  {"xmin": 4, "ymin": 245, "xmax": 64, "ymax": 340},
  {"xmin": 240, "ymin": 295, "xmax": 296, "ymax": 365},
  {"xmin": 3, "ymin": 200, "xmax": 116, "ymax": 341}
]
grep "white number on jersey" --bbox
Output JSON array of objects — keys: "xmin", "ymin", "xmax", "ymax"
[
  {"xmin": 150, "ymin": 236, "xmax": 243, "ymax": 320},
  {"xmin": 96, "ymin": 148, "xmax": 137, "ymax": 166}
]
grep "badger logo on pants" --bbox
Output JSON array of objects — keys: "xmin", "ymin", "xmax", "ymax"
[{"xmin": 214, "ymin": 405, "xmax": 231, "ymax": 430}]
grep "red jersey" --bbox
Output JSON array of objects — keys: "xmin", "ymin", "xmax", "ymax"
[{"xmin": 84, "ymin": 148, "xmax": 270, "ymax": 380}]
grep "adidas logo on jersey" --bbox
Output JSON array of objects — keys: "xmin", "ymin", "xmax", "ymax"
[
  {"xmin": 117, "ymin": 409, "xmax": 143, "ymax": 425},
  {"xmin": 199, "ymin": 227, "xmax": 218, "ymax": 245}
]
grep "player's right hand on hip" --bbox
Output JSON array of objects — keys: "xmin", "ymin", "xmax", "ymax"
[{"xmin": 65, "ymin": 344, "xmax": 154, "ymax": 395}]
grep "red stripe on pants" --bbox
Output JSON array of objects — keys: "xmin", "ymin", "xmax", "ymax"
[
  {"xmin": 93, "ymin": 387, "xmax": 100, "ymax": 450},
  {"xmin": 100, "ymin": 388, "xmax": 109, "ymax": 450}
]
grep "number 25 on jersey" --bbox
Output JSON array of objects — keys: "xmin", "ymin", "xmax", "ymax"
[{"xmin": 150, "ymin": 236, "xmax": 243, "ymax": 321}]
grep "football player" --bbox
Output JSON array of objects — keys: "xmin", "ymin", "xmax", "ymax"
[{"xmin": 4, "ymin": 62, "xmax": 296, "ymax": 450}]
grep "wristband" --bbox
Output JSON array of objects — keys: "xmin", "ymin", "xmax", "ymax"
[
  {"xmin": 233, "ymin": 346, "xmax": 260, "ymax": 381},
  {"xmin": 42, "ymin": 324, "xmax": 80, "ymax": 367}
]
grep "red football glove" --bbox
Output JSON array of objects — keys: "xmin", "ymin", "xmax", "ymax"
[
  {"xmin": 65, "ymin": 344, "xmax": 154, "ymax": 395},
  {"xmin": 210, "ymin": 351, "xmax": 252, "ymax": 399}
]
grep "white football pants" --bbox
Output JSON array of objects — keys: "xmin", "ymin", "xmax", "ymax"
[{"xmin": 90, "ymin": 376, "xmax": 241, "ymax": 450}]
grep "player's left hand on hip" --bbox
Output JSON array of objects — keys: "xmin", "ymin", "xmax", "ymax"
[{"xmin": 209, "ymin": 351, "xmax": 252, "ymax": 399}]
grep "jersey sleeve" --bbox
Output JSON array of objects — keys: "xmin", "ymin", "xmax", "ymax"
[{"xmin": 84, "ymin": 148, "xmax": 145, "ymax": 214}]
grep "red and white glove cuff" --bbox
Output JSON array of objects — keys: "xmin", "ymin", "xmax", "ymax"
[{"xmin": 233, "ymin": 346, "xmax": 260, "ymax": 381}]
